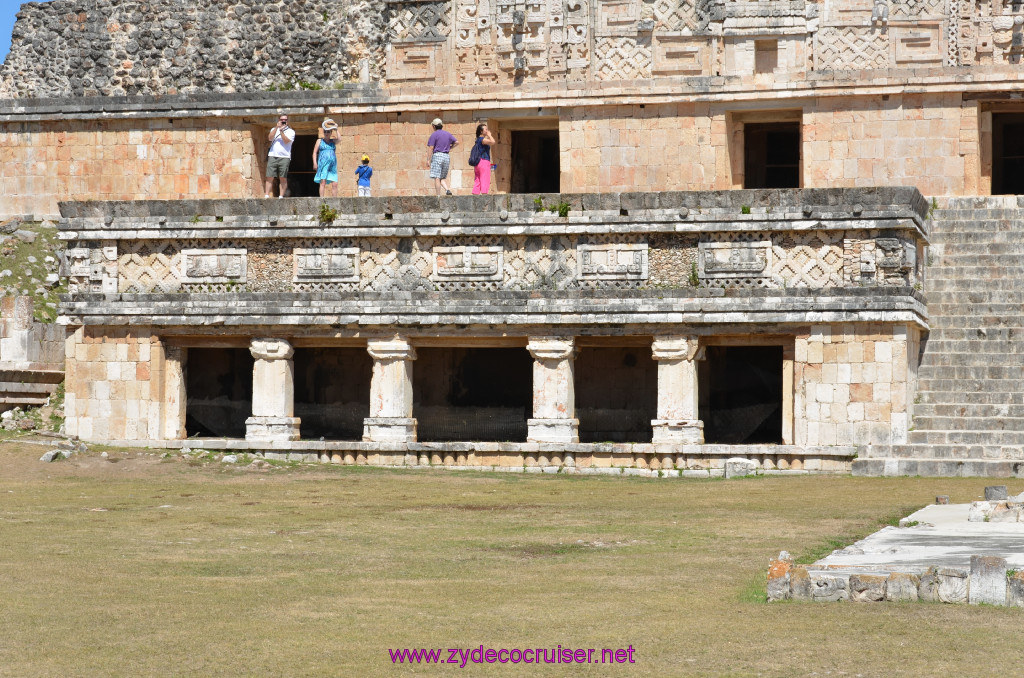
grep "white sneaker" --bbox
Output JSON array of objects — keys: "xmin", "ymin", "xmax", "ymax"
[
  {"xmin": 278, "ymin": 195, "xmax": 283, "ymax": 199},
  {"xmin": 264, "ymin": 195, "xmax": 270, "ymax": 198}
]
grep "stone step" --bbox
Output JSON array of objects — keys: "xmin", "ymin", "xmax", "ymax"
[
  {"xmin": 920, "ymin": 349, "xmax": 1024, "ymax": 363},
  {"xmin": 857, "ymin": 443, "xmax": 1024, "ymax": 460},
  {"xmin": 929, "ymin": 233, "xmax": 1024, "ymax": 245},
  {"xmin": 907, "ymin": 429, "xmax": 1024, "ymax": 445},
  {"xmin": 916, "ymin": 390, "xmax": 1024, "ymax": 405},
  {"xmin": 913, "ymin": 403, "xmax": 1024, "ymax": 418},
  {"xmin": 924, "ymin": 291, "xmax": 1024, "ymax": 304},
  {"xmin": 851, "ymin": 457, "xmax": 1024, "ymax": 478},
  {"xmin": 927, "ymin": 303, "xmax": 1024, "ymax": 315},
  {"xmin": 924, "ymin": 328, "xmax": 1024, "ymax": 340},
  {"xmin": 925, "ymin": 279, "xmax": 1024, "ymax": 291},
  {"xmin": 911, "ymin": 415, "xmax": 1024, "ymax": 431},
  {"xmin": 918, "ymin": 365, "xmax": 1024, "ymax": 380},
  {"xmin": 924, "ymin": 254, "xmax": 1024, "ymax": 266},
  {"xmin": 930, "ymin": 243, "xmax": 1024, "ymax": 255}
]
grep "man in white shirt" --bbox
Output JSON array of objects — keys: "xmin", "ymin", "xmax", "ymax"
[{"xmin": 265, "ymin": 113, "xmax": 295, "ymax": 198}]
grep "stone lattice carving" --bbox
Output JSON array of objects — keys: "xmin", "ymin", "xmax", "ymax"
[
  {"xmin": 66, "ymin": 242, "xmax": 118, "ymax": 294},
  {"xmin": 118, "ymin": 241, "xmax": 179, "ymax": 293},
  {"xmin": 112, "ymin": 232, "xmax": 877, "ymax": 294},
  {"xmin": 816, "ymin": 26, "xmax": 889, "ymax": 70},
  {"xmin": 594, "ymin": 37, "xmax": 653, "ymax": 79},
  {"xmin": 772, "ymin": 233, "xmax": 844, "ymax": 288},
  {"xmin": 889, "ymin": 0, "xmax": 945, "ymax": 18},
  {"xmin": 388, "ymin": 0, "xmax": 453, "ymax": 41}
]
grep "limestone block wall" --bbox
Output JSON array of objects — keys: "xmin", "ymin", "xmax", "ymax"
[
  {"xmin": 0, "ymin": 0, "xmax": 386, "ymax": 98},
  {"xmin": 63, "ymin": 326, "xmax": 162, "ymax": 441},
  {"xmin": 0, "ymin": 297, "xmax": 64, "ymax": 366},
  {"xmin": 803, "ymin": 93, "xmax": 975, "ymax": 197},
  {"xmin": 795, "ymin": 322, "xmax": 921, "ymax": 447},
  {"xmin": 0, "ymin": 118, "xmax": 261, "ymax": 219},
  {"xmin": 0, "ymin": 89, "xmax": 991, "ymax": 218}
]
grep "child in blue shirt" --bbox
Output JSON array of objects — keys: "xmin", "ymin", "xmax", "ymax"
[{"xmin": 355, "ymin": 155, "xmax": 373, "ymax": 197}]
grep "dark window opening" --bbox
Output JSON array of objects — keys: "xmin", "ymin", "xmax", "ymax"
[
  {"xmin": 744, "ymin": 121, "xmax": 800, "ymax": 189},
  {"xmin": 575, "ymin": 346, "xmax": 657, "ymax": 443},
  {"xmin": 185, "ymin": 348, "xmax": 253, "ymax": 438},
  {"xmin": 992, "ymin": 113, "xmax": 1024, "ymax": 195},
  {"xmin": 283, "ymin": 134, "xmax": 321, "ymax": 197},
  {"xmin": 699, "ymin": 346, "xmax": 783, "ymax": 444},
  {"xmin": 294, "ymin": 348, "xmax": 371, "ymax": 440},
  {"xmin": 414, "ymin": 348, "xmax": 532, "ymax": 442},
  {"xmin": 511, "ymin": 129, "xmax": 560, "ymax": 193}
]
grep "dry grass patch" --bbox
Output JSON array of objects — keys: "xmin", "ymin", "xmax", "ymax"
[{"xmin": 0, "ymin": 441, "xmax": 1021, "ymax": 676}]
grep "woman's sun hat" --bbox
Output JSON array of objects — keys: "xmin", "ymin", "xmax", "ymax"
[{"xmin": 322, "ymin": 118, "xmax": 339, "ymax": 131}]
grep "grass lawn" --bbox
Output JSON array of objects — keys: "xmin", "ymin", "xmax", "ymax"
[{"xmin": 0, "ymin": 441, "xmax": 1021, "ymax": 677}]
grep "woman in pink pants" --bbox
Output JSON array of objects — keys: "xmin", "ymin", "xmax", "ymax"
[{"xmin": 472, "ymin": 123, "xmax": 495, "ymax": 194}]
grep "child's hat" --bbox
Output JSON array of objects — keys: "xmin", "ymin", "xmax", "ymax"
[
  {"xmin": 322, "ymin": 118, "xmax": 339, "ymax": 131},
  {"xmin": 361, "ymin": 155, "xmax": 370, "ymax": 162}
]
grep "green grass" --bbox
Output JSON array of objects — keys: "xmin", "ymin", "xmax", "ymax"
[
  {"xmin": 0, "ymin": 221, "xmax": 66, "ymax": 322},
  {"xmin": 0, "ymin": 442, "xmax": 1020, "ymax": 676}
]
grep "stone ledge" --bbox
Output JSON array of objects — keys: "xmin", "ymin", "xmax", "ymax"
[{"xmin": 57, "ymin": 187, "xmax": 929, "ymax": 225}]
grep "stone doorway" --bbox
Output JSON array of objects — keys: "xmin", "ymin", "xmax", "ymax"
[
  {"xmin": 511, "ymin": 129, "xmax": 560, "ymax": 193},
  {"xmin": 413, "ymin": 347, "xmax": 532, "ymax": 442},
  {"xmin": 699, "ymin": 346, "xmax": 783, "ymax": 444},
  {"xmin": 575, "ymin": 345, "xmax": 657, "ymax": 443},
  {"xmin": 184, "ymin": 348, "xmax": 254, "ymax": 438},
  {"xmin": 285, "ymin": 134, "xmax": 321, "ymax": 197},
  {"xmin": 743, "ymin": 121, "xmax": 800, "ymax": 189},
  {"xmin": 293, "ymin": 348, "xmax": 371, "ymax": 440},
  {"xmin": 991, "ymin": 113, "xmax": 1024, "ymax": 195}
]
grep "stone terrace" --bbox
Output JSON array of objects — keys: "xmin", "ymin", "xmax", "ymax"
[{"xmin": 58, "ymin": 188, "xmax": 927, "ymax": 474}]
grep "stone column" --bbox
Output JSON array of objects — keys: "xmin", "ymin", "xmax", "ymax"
[
  {"xmin": 162, "ymin": 345, "xmax": 187, "ymax": 440},
  {"xmin": 363, "ymin": 337, "xmax": 417, "ymax": 442},
  {"xmin": 651, "ymin": 336, "xmax": 704, "ymax": 444},
  {"xmin": 527, "ymin": 337, "xmax": 579, "ymax": 444},
  {"xmin": 245, "ymin": 338, "xmax": 300, "ymax": 441}
]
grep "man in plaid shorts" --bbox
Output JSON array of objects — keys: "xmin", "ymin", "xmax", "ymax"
[{"xmin": 426, "ymin": 118, "xmax": 458, "ymax": 195}]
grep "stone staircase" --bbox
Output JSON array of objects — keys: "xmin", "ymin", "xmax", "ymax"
[{"xmin": 853, "ymin": 198, "xmax": 1024, "ymax": 477}]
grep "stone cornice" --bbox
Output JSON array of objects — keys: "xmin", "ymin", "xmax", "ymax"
[{"xmin": 4, "ymin": 66, "xmax": 1024, "ymax": 121}]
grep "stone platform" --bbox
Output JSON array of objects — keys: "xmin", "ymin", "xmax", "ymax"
[{"xmin": 768, "ymin": 497, "xmax": 1024, "ymax": 606}]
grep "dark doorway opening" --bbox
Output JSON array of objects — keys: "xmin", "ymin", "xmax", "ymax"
[
  {"xmin": 699, "ymin": 346, "xmax": 783, "ymax": 444},
  {"xmin": 285, "ymin": 134, "xmax": 321, "ymax": 197},
  {"xmin": 414, "ymin": 347, "xmax": 532, "ymax": 442},
  {"xmin": 511, "ymin": 129, "xmax": 560, "ymax": 193},
  {"xmin": 185, "ymin": 348, "xmax": 253, "ymax": 438},
  {"xmin": 294, "ymin": 348, "xmax": 372, "ymax": 440},
  {"xmin": 575, "ymin": 346, "xmax": 657, "ymax": 443},
  {"xmin": 992, "ymin": 113, "xmax": 1024, "ymax": 195},
  {"xmin": 744, "ymin": 122, "xmax": 800, "ymax": 189}
]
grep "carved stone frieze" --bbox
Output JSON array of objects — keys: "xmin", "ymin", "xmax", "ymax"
[
  {"xmin": 293, "ymin": 247, "xmax": 360, "ymax": 284},
  {"xmin": 179, "ymin": 248, "xmax": 247, "ymax": 284},
  {"xmin": 577, "ymin": 242, "xmax": 648, "ymax": 281}
]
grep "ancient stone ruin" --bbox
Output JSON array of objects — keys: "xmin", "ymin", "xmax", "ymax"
[{"xmin": 1, "ymin": 0, "xmax": 1024, "ymax": 475}]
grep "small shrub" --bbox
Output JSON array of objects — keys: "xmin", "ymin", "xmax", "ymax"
[
  {"xmin": 190, "ymin": 214, "xmax": 201, "ymax": 224},
  {"xmin": 318, "ymin": 203, "xmax": 338, "ymax": 224},
  {"xmin": 689, "ymin": 262, "xmax": 699, "ymax": 287},
  {"xmin": 533, "ymin": 196, "xmax": 544, "ymax": 212},
  {"xmin": 557, "ymin": 201, "xmax": 570, "ymax": 218},
  {"xmin": 741, "ymin": 205, "xmax": 751, "ymax": 215}
]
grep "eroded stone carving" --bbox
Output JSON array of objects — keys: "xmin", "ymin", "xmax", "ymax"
[
  {"xmin": 432, "ymin": 245, "xmax": 504, "ymax": 281},
  {"xmin": 577, "ymin": 243, "xmax": 648, "ymax": 281},
  {"xmin": 294, "ymin": 247, "xmax": 360, "ymax": 284},
  {"xmin": 699, "ymin": 239, "xmax": 772, "ymax": 285},
  {"xmin": 180, "ymin": 248, "xmax": 246, "ymax": 284}
]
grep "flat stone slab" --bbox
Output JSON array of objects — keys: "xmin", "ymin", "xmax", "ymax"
[{"xmin": 813, "ymin": 504, "xmax": 1024, "ymax": 575}]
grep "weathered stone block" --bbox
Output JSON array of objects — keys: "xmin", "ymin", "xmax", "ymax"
[
  {"xmin": 1008, "ymin": 571, "xmax": 1024, "ymax": 608},
  {"xmin": 936, "ymin": 567, "xmax": 969, "ymax": 604},
  {"xmin": 724, "ymin": 457, "xmax": 758, "ymax": 479},
  {"xmin": 985, "ymin": 485, "xmax": 1008, "ymax": 501},
  {"xmin": 918, "ymin": 568, "xmax": 940, "ymax": 602},
  {"xmin": 969, "ymin": 555, "xmax": 1007, "ymax": 606},
  {"xmin": 849, "ymin": 574, "xmax": 887, "ymax": 602},
  {"xmin": 885, "ymin": 573, "xmax": 919, "ymax": 602},
  {"xmin": 810, "ymin": 574, "xmax": 848, "ymax": 602},
  {"xmin": 766, "ymin": 552, "xmax": 792, "ymax": 602}
]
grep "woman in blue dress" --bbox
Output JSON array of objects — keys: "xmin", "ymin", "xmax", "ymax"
[{"xmin": 313, "ymin": 118, "xmax": 339, "ymax": 197}]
